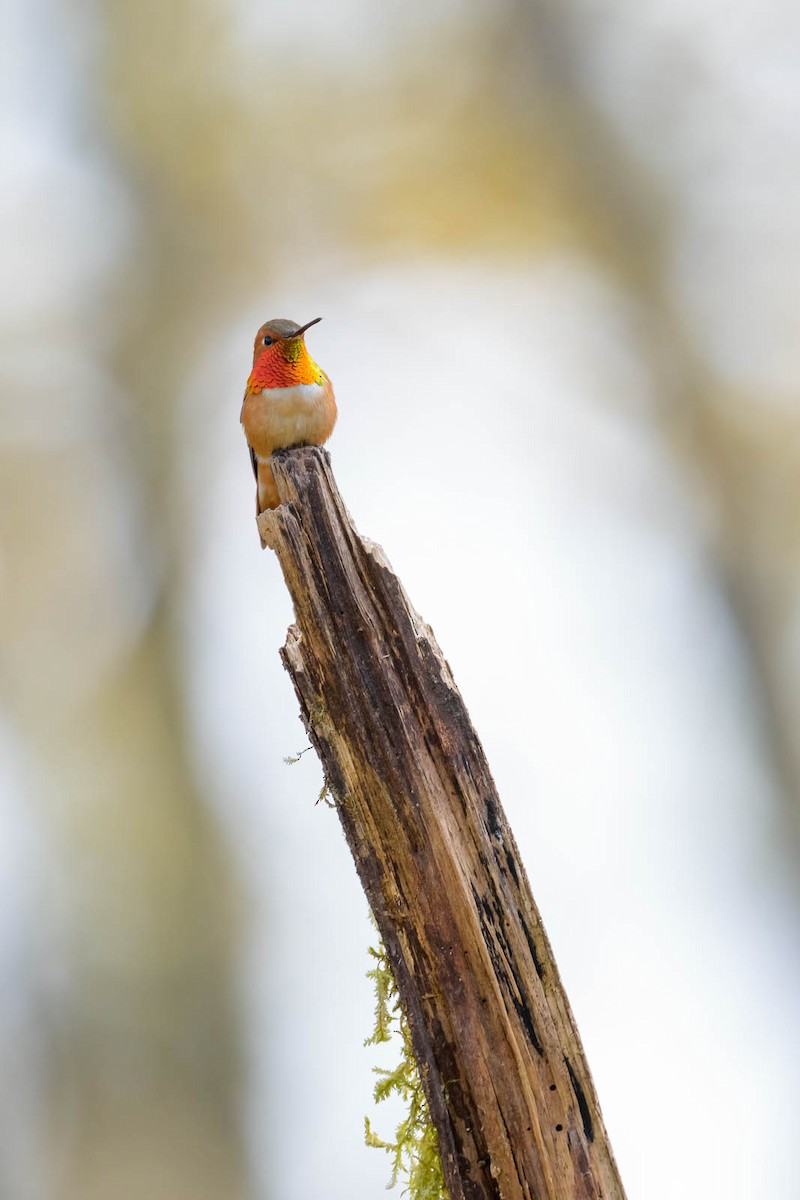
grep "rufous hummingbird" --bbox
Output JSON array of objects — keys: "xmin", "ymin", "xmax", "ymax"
[{"xmin": 240, "ymin": 317, "xmax": 337, "ymax": 541}]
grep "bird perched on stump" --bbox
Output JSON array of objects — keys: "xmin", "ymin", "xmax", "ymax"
[{"xmin": 241, "ymin": 316, "xmax": 337, "ymax": 542}]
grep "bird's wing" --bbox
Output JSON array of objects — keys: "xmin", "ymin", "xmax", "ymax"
[
  {"xmin": 242, "ymin": 382, "xmax": 267, "ymax": 547},
  {"xmin": 241, "ymin": 385, "xmax": 259, "ymax": 482}
]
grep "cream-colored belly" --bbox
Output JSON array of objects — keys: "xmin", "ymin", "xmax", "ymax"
[{"xmin": 243, "ymin": 381, "xmax": 335, "ymax": 457}]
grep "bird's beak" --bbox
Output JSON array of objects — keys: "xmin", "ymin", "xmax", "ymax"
[{"xmin": 292, "ymin": 317, "xmax": 323, "ymax": 338}]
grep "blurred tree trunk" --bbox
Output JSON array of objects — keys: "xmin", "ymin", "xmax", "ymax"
[
  {"xmin": 38, "ymin": 3, "xmax": 264, "ymax": 1193},
  {"xmin": 0, "ymin": 2, "xmax": 266, "ymax": 1195},
  {"xmin": 501, "ymin": 0, "xmax": 800, "ymax": 835},
  {"xmin": 46, "ymin": 615, "xmax": 246, "ymax": 1200}
]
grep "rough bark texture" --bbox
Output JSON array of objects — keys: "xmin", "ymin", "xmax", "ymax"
[{"xmin": 258, "ymin": 447, "xmax": 626, "ymax": 1200}]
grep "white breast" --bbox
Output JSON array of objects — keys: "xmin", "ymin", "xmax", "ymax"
[{"xmin": 262, "ymin": 381, "xmax": 326, "ymax": 449}]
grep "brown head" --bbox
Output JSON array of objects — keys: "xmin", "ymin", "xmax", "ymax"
[{"xmin": 252, "ymin": 317, "xmax": 322, "ymax": 364}]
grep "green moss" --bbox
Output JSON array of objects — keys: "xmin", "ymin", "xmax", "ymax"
[
  {"xmin": 283, "ymin": 744, "xmax": 335, "ymax": 806},
  {"xmin": 364, "ymin": 925, "xmax": 448, "ymax": 1200},
  {"xmin": 317, "ymin": 780, "xmax": 335, "ymax": 807},
  {"xmin": 282, "ymin": 745, "xmax": 312, "ymax": 765}
]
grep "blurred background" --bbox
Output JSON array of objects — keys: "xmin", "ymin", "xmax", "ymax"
[{"xmin": 2, "ymin": 0, "xmax": 800, "ymax": 1197}]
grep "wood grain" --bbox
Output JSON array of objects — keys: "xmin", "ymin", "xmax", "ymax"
[{"xmin": 258, "ymin": 447, "xmax": 626, "ymax": 1200}]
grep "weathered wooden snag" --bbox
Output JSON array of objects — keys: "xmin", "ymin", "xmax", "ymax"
[{"xmin": 258, "ymin": 447, "xmax": 626, "ymax": 1200}]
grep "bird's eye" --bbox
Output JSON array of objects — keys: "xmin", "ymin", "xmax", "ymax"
[{"xmin": 262, "ymin": 336, "xmax": 273, "ymax": 346}]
